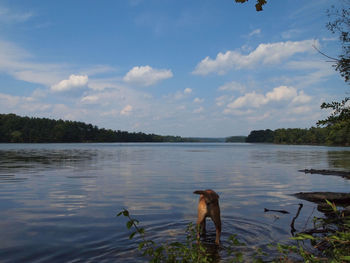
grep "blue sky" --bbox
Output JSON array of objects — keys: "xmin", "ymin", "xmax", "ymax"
[{"xmin": 0, "ymin": 0, "xmax": 348, "ymax": 137}]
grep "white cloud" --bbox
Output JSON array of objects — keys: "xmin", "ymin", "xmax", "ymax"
[
  {"xmin": 0, "ymin": 93, "xmax": 20, "ymax": 108},
  {"xmin": 81, "ymin": 65, "xmax": 117, "ymax": 76},
  {"xmin": 193, "ymin": 97, "xmax": 204, "ymax": 103},
  {"xmin": 123, "ymin": 65, "xmax": 173, "ymax": 86},
  {"xmin": 0, "ymin": 92, "xmax": 51, "ymax": 114},
  {"xmin": 285, "ymin": 60, "xmax": 336, "ymax": 87},
  {"xmin": 226, "ymin": 86, "xmax": 311, "ymax": 110},
  {"xmin": 128, "ymin": 0, "xmax": 143, "ymax": 6},
  {"xmin": 184, "ymin": 88, "xmax": 192, "ymax": 94},
  {"xmin": 120, "ymin": 105, "xmax": 133, "ymax": 115},
  {"xmin": 193, "ymin": 39, "xmax": 317, "ymax": 75},
  {"xmin": 292, "ymin": 91, "xmax": 312, "ymax": 104},
  {"xmin": 281, "ymin": 29, "xmax": 302, "ymax": 39},
  {"xmin": 247, "ymin": 112, "xmax": 271, "ymax": 121},
  {"xmin": 51, "ymin": 74, "xmax": 88, "ymax": 92},
  {"xmin": 248, "ymin": 29, "xmax": 261, "ymax": 37},
  {"xmin": 223, "ymin": 108, "xmax": 253, "ymax": 116},
  {"xmin": 227, "ymin": 91, "xmax": 266, "ymax": 109},
  {"xmin": 322, "ymin": 37, "xmax": 337, "ymax": 42},
  {"xmin": 289, "ymin": 106, "xmax": 312, "ymax": 115},
  {"xmin": 81, "ymin": 95, "xmax": 99, "ymax": 104},
  {"xmin": 218, "ymin": 81, "xmax": 245, "ymax": 93},
  {"xmin": 0, "ymin": 40, "xmax": 124, "ymax": 93},
  {"xmin": 170, "ymin": 88, "xmax": 193, "ymax": 100},
  {"xmin": 0, "ymin": 6, "xmax": 33, "ymax": 23},
  {"xmin": 265, "ymin": 85, "xmax": 297, "ymax": 101},
  {"xmin": 0, "ymin": 40, "xmax": 71, "ymax": 86},
  {"xmin": 193, "ymin": 106, "xmax": 204, "ymax": 114},
  {"xmin": 216, "ymin": 95, "xmax": 234, "ymax": 107}
]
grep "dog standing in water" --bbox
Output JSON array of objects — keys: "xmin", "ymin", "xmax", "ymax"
[{"xmin": 193, "ymin": 189, "xmax": 221, "ymax": 245}]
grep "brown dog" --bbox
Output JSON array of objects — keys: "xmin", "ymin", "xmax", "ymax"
[{"xmin": 193, "ymin": 189, "xmax": 221, "ymax": 245}]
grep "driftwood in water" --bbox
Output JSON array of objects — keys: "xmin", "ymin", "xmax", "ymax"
[
  {"xmin": 299, "ymin": 169, "xmax": 350, "ymax": 179},
  {"xmin": 290, "ymin": 203, "xmax": 303, "ymax": 236},
  {"xmin": 293, "ymin": 192, "xmax": 350, "ymax": 206}
]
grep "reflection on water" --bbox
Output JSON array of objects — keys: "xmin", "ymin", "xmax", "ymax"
[
  {"xmin": 328, "ymin": 151, "xmax": 350, "ymax": 170},
  {"xmin": 0, "ymin": 143, "xmax": 349, "ymax": 262},
  {"xmin": 0, "ymin": 148, "xmax": 98, "ymax": 175}
]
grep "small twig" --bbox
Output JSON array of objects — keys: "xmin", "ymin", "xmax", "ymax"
[
  {"xmin": 303, "ymin": 206, "xmax": 316, "ymax": 231},
  {"xmin": 312, "ymin": 44, "xmax": 339, "ymax": 62}
]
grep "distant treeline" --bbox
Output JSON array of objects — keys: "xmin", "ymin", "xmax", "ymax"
[
  {"xmin": 225, "ymin": 136, "xmax": 247, "ymax": 143},
  {"xmin": 0, "ymin": 114, "xmax": 191, "ymax": 143},
  {"xmin": 246, "ymin": 127, "xmax": 350, "ymax": 146}
]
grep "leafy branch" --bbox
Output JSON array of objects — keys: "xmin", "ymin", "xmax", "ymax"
[{"xmin": 234, "ymin": 0, "xmax": 267, "ymax": 12}]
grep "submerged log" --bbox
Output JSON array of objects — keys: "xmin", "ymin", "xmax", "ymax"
[
  {"xmin": 299, "ymin": 169, "xmax": 350, "ymax": 179},
  {"xmin": 293, "ymin": 192, "xmax": 350, "ymax": 206}
]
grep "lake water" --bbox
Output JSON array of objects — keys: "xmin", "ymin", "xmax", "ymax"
[{"xmin": 0, "ymin": 143, "xmax": 349, "ymax": 262}]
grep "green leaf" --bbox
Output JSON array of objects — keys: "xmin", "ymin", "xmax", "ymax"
[
  {"xmin": 126, "ymin": 220, "xmax": 133, "ymax": 229},
  {"xmin": 341, "ymin": 256, "xmax": 350, "ymax": 261},
  {"xmin": 129, "ymin": 231, "xmax": 137, "ymax": 239},
  {"xmin": 291, "ymin": 233, "xmax": 315, "ymax": 240},
  {"xmin": 169, "ymin": 242, "xmax": 184, "ymax": 248},
  {"xmin": 235, "ymin": 252, "xmax": 244, "ymax": 262},
  {"xmin": 139, "ymin": 242, "xmax": 146, "ymax": 250}
]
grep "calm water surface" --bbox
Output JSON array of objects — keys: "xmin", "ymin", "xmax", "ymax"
[{"xmin": 0, "ymin": 143, "xmax": 349, "ymax": 262}]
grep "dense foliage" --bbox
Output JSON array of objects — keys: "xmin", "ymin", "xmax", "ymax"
[
  {"xmin": 245, "ymin": 129, "xmax": 274, "ymax": 143},
  {"xmin": 0, "ymin": 113, "xmax": 188, "ymax": 143},
  {"xmin": 246, "ymin": 127, "xmax": 350, "ymax": 146}
]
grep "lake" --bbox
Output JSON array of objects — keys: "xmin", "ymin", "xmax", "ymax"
[{"xmin": 0, "ymin": 143, "xmax": 349, "ymax": 262}]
